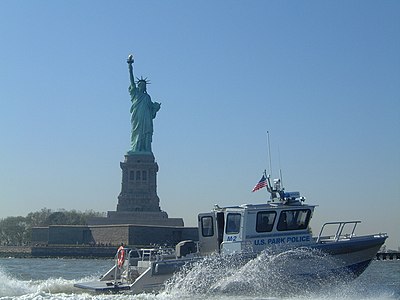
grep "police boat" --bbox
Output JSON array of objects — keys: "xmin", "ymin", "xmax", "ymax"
[{"xmin": 74, "ymin": 175, "xmax": 388, "ymax": 294}]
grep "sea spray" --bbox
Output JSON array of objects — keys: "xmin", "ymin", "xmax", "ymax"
[
  {"xmin": 0, "ymin": 265, "xmax": 102, "ymax": 299},
  {"xmin": 0, "ymin": 267, "xmax": 35, "ymax": 297},
  {"xmin": 162, "ymin": 248, "xmax": 354, "ymax": 298}
]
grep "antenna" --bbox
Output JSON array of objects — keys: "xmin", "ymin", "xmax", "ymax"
[
  {"xmin": 267, "ymin": 131, "xmax": 272, "ymax": 176},
  {"xmin": 278, "ymin": 145, "xmax": 283, "ymax": 188}
]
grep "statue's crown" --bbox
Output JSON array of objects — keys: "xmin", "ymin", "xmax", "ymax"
[{"xmin": 136, "ymin": 76, "xmax": 150, "ymax": 85}]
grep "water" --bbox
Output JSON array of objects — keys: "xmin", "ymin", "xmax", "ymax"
[{"xmin": 0, "ymin": 252, "xmax": 399, "ymax": 300}]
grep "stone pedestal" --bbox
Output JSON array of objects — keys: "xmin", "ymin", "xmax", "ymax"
[
  {"xmin": 87, "ymin": 153, "xmax": 184, "ymax": 227},
  {"xmin": 117, "ymin": 153, "xmax": 161, "ymax": 212}
]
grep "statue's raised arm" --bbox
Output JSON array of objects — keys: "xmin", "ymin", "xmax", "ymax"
[{"xmin": 127, "ymin": 54, "xmax": 136, "ymax": 91}]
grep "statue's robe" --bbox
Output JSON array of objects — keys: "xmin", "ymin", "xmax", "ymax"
[{"xmin": 129, "ymin": 85, "xmax": 160, "ymax": 153}]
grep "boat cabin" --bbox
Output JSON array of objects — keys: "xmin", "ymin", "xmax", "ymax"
[{"xmin": 198, "ymin": 193, "xmax": 316, "ymax": 255}]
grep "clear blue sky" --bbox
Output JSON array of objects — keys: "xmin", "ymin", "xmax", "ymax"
[{"xmin": 0, "ymin": 1, "xmax": 399, "ymax": 249}]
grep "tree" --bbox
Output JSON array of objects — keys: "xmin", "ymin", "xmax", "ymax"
[
  {"xmin": 0, "ymin": 208, "xmax": 106, "ymax": 246},
  {"xmin": 0, "ymin": 216, "xmax": 29, "ymax": 245},
  {"xmin": 46, "ymin": 211, "xmax": 68, "ymax": 225},
  {"xmin": 26, "ymin": 208, "xmax": 52, "ymax": 226}
]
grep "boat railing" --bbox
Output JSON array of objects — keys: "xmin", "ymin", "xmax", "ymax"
[
  {"xmin": 140, "ymin": 248, "xmax": 156, "ymax": 261},
  {"xmin": 139, "ymin": 247, "xmax": 176, "ymax": 261},
  {"xmin": 316, "ymin": 221, "xmax": 361, "ymax": 243}
]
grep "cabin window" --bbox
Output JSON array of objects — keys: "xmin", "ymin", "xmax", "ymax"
[
  {"xmin": 277, "ymin": 209, "xmax": 311, "ymax": 231},
  {"xmin": 201, "ymin": 216, "xmax": 214, "ymax": 237},
  {"xmin": 226, "ymin": 213, "xmax": 241, "ymax": 234},
  {"xmin": 256, "ymin": 211, "xmax": 276, "ymax": 232}
]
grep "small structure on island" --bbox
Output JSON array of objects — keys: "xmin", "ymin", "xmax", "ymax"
[{"xmin": 31, "ymin": 55, "xmax": 197, "ymax": 250}]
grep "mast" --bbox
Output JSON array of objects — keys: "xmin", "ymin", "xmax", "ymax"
[{"xmin": 267, "ymin": 131, "xmax": 272, "ymax": 177}]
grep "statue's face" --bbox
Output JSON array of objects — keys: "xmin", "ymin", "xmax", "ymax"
[{"xmin": 138, "ymin": 81, "xmax": 146, "ymax": 92}]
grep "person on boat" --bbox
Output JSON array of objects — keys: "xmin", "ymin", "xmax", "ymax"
[
  {"xmin": 117, "ymin": 243, "xmax": 126, "ymax": 268},
  {"xmin": 258, "ymin": 216, "xmax": 270, "ymax": 232},
  {"xmin": 277, "ymin": 212, "xmax": 288, "ymax": 230}
]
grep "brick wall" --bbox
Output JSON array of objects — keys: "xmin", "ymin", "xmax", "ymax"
[
  {"xmin": 32, "ymin": 224, "xmax": 198, "ymax": 247},
  {"xmin": 48, "ymin": 226, "xmax": 88, "ymax": 244},
  {"xmin": 31, "ymin": 227, "xmax": 49, "ymax": 244},
  {"xmin": 128, "ymin": 226, "xmax": 198, "ymax": 246},
  {"xmin": 90, "ymin": 225, "xmax": 129, "ymax": 246}
]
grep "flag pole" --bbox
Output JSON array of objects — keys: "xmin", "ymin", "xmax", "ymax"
[{"xmin": 264, "ymin": 169, "xmax": 271, "ymax": 197}]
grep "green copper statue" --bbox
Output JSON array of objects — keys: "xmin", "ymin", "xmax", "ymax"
[{"xmin": 127, "ymin": 54, "xmax": 161, "ymax": 154}]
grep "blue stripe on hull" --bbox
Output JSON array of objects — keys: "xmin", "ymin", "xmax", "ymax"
[
  {"xmin": 345, "ymin": 259, "xmax": 372, "ymax": 277},
  {"xmin": 298, "ymin": 259, "xmax": 372, "ymax": 280}
]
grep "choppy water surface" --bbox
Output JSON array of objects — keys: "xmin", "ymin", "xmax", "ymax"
[{"xmin": 0, "ymin": 250, "xmax": 399, "ymax": 300}]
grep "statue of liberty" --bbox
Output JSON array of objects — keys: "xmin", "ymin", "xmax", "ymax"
[{"xmin": 126, "ymin": 54, "xmax": 161, "ymax": 154}]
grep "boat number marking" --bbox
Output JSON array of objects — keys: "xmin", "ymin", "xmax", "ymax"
[
  {"xmin": 254, "ymin": 235, "xmax": 310, "ymax": 246},
  {"xmin": 227, "ymin": 236, "xmax": 237, "ymax": 241}
]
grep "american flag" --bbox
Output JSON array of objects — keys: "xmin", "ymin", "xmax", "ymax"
[{"xmin": 252, "ymin": 175, "xmax": 268, "ymax": 192}]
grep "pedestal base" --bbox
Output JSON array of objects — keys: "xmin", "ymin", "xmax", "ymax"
[{"xmin": 87, "ymin": 211, "xmax": 184, "ymax": 226}]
